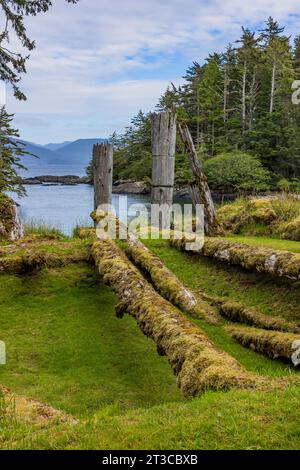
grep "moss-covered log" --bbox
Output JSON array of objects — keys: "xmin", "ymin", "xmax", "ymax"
[
  {"xmin": 125, "ymin": 239, "xmax": 221, "ymax": 325},
  {"xmin": 226, "ymin": 326, "xmax": 300, "ymax": 365},
  {"xmin": 170, "ymin": 236, "xmax": 300, "ymax": 281},
  {"xmin": 220, "ymin": 301, "xmax": 300, "ymax": 334},
  {"xmin": 91, "ymin": 239, "xmax": 263, "ymax": 396},
  {"xmin": 0, "ymin": 250, "xmax": 87, "ymax": 274}
]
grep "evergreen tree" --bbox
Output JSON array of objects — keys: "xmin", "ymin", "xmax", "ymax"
[
  {"xmin": 0, "ymin": 106, "xmax": 30, "ymax": 195},
  {"xmin": 0, "ymin": 0, "xmax": 78, "ymax": 99}
]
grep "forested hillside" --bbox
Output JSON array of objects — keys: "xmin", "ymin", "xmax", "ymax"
[{"xmin": 107, "ymin": 18, "xmax": 300, "ymax": 193}]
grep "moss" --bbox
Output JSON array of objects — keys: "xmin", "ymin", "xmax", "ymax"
[
  {"xmin": 73, "ymin": 227, "xmax": 96, "ymax": 239},
  {"xmin": 226, "ymin": 326, "xmax": 300, "ymax": 365},
  {"xmin": 0, "ymin": 385, "xmax": 76, "ymax": 427},
  {"xmin": 218, "ymin": 195, "xmax": 300, "ymax": 240},
  {"xmin": 0, "ymin": 248, "xmax": 88, "ymax": 274},
  {"xmin": 170, "ymin": 236, "xmax": 300, "ymax": 281},
  {"xmin": 91, "ymin": 239, "xmax": 277, "ymax": 396},
  {"xmin": 280, "ymin": 217, "xmax": 300, "ymax": 241},
  {"xmin": 125, "ymin": 239, "xmax": 221, "ymax": 325},
  {"xmin": 220, "ymin": 301, "xmax": 300, "ymax": 333},
  {"xmin": 0, "ymin": 195, "xmax": 18, "ymax": 238}
]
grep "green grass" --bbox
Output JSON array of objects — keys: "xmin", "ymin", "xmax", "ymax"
[
  {"xmin": 142, "ymin": 240, "xmax": 300, "ymax": 374},
  {"xmin": 223, "ymin": 235, "xmax": 300, "ymax": 253},
  {"xmin": 143, "ymin": 239, "xmax": 300, "ymax": 323},
  {"xmin": 0, "ymin": 240, "xmax": 300, "ymax": 449},
  {"xmin": 24, "ymin": 219, "xmax": 66, "ymax": 239},
  {"xmin": 0, "ymin": 264, "xmax": 182, "ymax": 419}
]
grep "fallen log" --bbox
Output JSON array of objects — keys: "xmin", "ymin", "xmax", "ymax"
[
  {"xmin": 91, "ymin": 239, "xmax": 263, "ymax": 396},
  {"xmin": 220, "ymin": 301, "xmax": 300, "ymax": 334},
  {"xmin": 0, "ymin": 250, "xmax": 88, "ymax": 274},
  {"xmin": 226, "ymin": 326, "xmax": 300, "ymax": 366},
  {"xmin": 170, "ymin": 236, "xmax": 300, "ymax": 281},
  {"xmin": 125, "ymin": 238, "xmax": 221, "ymax": 325}
]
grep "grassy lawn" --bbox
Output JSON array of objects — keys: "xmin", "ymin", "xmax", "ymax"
[
  {"xmin": 0, "ymin": 240, "xmax": 300, "ymax": 449},
  {"xmin": 223, "ymin": 235, "xmax": 300, "ymax": 253},
  {"xmin": 0, "ymin": 263, "xmax": 183, "ymax": 419}
]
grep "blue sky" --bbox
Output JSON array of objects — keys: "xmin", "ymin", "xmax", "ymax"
[{"xmin": 5, "ymin": 0, "xmax": 300, "ymax": 144}]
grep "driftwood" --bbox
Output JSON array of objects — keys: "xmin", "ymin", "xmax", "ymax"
[
  {"xmin": 93, "ymin": 143, "xmax": 113, "ymax": 210},
  {"xmin": 177, "ymin": 122, "xmax": 222, "ymax": 236},
  {"xmin": 151, "ymin": 112, "xmax": 177, "ymax": 208},
  {"xmin": 91, "ymin": 239, "xmax": 262, "ymax": 396}
]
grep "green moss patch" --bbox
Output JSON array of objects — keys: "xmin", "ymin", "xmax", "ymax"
[
  {"xmin": 227, "ymin": 325, "xmax": 300, "ymax": 364},
  {"xmin": 220, "ymin": 301, "xmax": 300, "ymax": 333},
  {"xmin": 218, "ymin": 195, "xmax": 300, "ymax": 241},
  {"xmin": 125, "ymin": 239, "xmax": 221, "ymax": 325},
  {"xmin": 171, "ymin": 236, "xmax": 300, "ymax": 281}
]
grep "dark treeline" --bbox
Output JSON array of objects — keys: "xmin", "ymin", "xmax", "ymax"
[{"xmin": 107, "ymin": 18, "xmax": 300, "ymax": 193}]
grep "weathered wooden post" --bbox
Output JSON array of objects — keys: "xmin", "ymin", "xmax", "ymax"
[
  {"xmin": 151, "ymin": 112, "xmax": 177, "ymax": 206},
  {"xmin": 93, "ymin": 143, "xmax": 113, "ymax": 210},
  {"xmin": 177, "ymin": 122, "xmax": 222, "ymax": 236}
]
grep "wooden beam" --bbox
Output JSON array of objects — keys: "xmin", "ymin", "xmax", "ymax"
[
  {"xmin": 93, "ymin": 143, "xmax": 113, "ymax": 210},
  {"xmin": 178, "ymin": 122, "xmax": 222, "ymax": 236},
  {"xmin": 151, "ymin": 112, "xmax": 177, "ymax": 207}
]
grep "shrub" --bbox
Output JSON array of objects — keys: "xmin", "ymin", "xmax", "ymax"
[
  {"xmin": 218, "ymin": 194, "xmax": 300, "ymax": 240},
  {"xmin": 203, "ymin": 152, "xmax": 271, "ymax": 192}
]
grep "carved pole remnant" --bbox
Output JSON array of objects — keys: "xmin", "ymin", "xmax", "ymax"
[{"xmin": 93, "ymin": 143, "xmax": 113, "ymax": 210}]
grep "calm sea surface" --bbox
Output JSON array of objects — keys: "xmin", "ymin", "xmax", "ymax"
[
  {"xmin": 10, "ymin": 185, "xmax": 152, "ymax": 236},
  {"xmin": 9, "ymin": 165, "xmax": 191, "ymax": 235}
]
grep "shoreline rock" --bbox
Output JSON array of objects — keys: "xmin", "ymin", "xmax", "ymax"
[
  {"xmin": 22, "ymin": 175, "xmax": 91, "ymax": 185},
  {"xmin": 113, "ymin": 181, "xmax": 150, "ymax": 195}
]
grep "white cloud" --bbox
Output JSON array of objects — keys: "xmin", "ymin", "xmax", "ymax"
[{"xmin": 5, "ymin": 0, "xmax": 300, "ymax": 143}]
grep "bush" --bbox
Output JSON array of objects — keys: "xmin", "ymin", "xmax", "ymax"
[{"xmin": 203, "ymin": 152, "xmax": 271, "ymax": 192}]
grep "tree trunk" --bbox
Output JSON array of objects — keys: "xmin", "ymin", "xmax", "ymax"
[
  {"xmin": 223, "ymin": 67, "xmax": 228, "ymax": 124},
  {"xmin": 242, "ymin": 62, "xmax": 247, "ymax": 131},
  {"xmin": 177, "ymin": 122, "xmax": 222, "ymax": 236},
  {"xmin": 270, "ymin": 62, "xmax": 276, "ymax": 113}
]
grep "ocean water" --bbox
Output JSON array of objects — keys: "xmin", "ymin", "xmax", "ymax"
[
  {"xmin": 10, "ymin": 184, "xmax": 151, "ymax": 236},
  {"xmin": 19, "ymin": 164, "xmax": 87, "ymax": 178},
  {"xmin": 10, "ymin": 165, "xmax": 191, "ymax": 236}
]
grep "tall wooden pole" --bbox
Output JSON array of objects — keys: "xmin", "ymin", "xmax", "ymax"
[
  {"xmin": 93, "ymin": 143, "xmax": 113, "ymax": 210},
  {"xmin": 151, "ymin": 112, "xmax": 177, "ymax": 206}
]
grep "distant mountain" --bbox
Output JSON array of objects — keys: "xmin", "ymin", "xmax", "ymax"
[
  {"xmin": 15, "ymin": 138, "xmax": 106, "ymax": 174},
  {"xmin": 44, "ymin": 141, "xmax": 72, "ymax": 152},
  {"xmin": 17, "ymin": 140, "xmax": 61, "ymax": 167},
  {"xmin": 51, "ymin": 138, "xmax": 107, "ymax": 165}
]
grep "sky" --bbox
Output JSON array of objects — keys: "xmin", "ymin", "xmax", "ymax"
[{"xmin": 4, "ymin": 0, "xmax": 300, "ymax": 144}]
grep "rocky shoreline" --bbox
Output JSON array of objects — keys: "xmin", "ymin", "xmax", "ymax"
[
  {"xmin": 22, "ymin": 176, "xmax": 155, "ymax": 195},
  {"xmin": 22, "ymin": 175, "xmax": 91, "ymax": 186},
  {"xmin": 21, "ymin": 175, "xmax": 239, "ymax": 200}
]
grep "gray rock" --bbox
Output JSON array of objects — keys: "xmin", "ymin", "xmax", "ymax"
[{"xmin": 113, "ymin": 181, "xmax": 151, "ymax": 195}]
